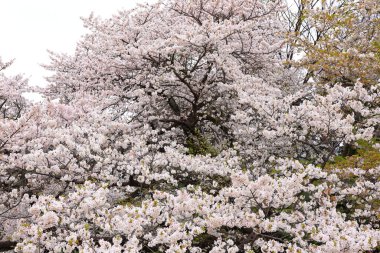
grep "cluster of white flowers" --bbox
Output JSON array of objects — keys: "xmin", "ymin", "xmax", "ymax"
[{"xmin": 11, "ymin": 162, "xmax": 380, "ymax": 252}]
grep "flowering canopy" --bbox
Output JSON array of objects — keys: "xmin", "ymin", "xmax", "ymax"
[{"xmin": 0, "ymin": 0, "xmax": 379, "ymax": 252}]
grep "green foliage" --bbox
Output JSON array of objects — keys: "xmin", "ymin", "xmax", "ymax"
[
  {"xmin": 290, "ymin": 0, "xmax": 380, "ymax": 86},
  {"xmin": 326, "ymin": 139, "xmax": 380, "ymax": 171},
  {"xmin": 192, "ymin": 233, "xmax": 217, "ymax": 250},
  {"xmin": 186, "ymin": 129, "xmax": 219, "ymax": 157},
  {"xmin": 372, "ymin": 39, "xmax": 380, "ymax": 63},
  {"xmin": 326, "ymin": 139, "xmax": 380, "ymax": 226},
  {"xmin": 117, "ymin": 198, "xmax": 142, "ymax": 207}
]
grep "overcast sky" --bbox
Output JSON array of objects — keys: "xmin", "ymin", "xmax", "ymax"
[{"xmin": 0, "ymin": 0, "xmax": 155, "ymax": 88}]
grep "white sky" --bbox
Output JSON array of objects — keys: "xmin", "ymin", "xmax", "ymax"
[{"xmin": 0, "ymin": 0, "xmax": 155, "ymax": 89}]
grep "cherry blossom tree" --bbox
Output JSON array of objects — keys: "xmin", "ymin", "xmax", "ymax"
[
  {"xmin": 0, "ymin": 57, "xmax": 31, "ymax": 250},
  {"xmin": 0, "ymin": 58, "xmax": 28, "ymax": 120},
  {"xmin": 0, "ymin": 0, "xmax": 379, "ymax": 252},
  {"xmin": 44, "ymin": 0, "xmax": 293, "ymax": 151}
]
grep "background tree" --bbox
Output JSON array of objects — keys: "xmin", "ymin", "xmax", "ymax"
[{"xmin": 284, "ymin": 0, "xmax": 380, "ymax": 85}]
